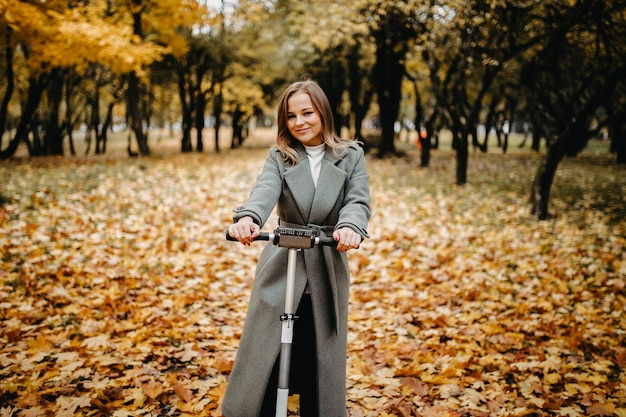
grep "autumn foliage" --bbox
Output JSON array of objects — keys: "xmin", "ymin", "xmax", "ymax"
[{"xmin": 1, "ymin": 143, "xmax": 625, "ymax": 417}]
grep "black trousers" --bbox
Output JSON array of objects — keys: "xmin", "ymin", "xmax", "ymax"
[{"xmin": 260, "ymin": 294, "xmax": 318, "ymax": 417}]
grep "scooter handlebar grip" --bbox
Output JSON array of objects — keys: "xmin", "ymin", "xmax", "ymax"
[
  {"xmin": 316, "ymin": 236, "xmax": 339, "ymax": 247},
  {"xmin": 225, "ymin": 230, "xmax": 271, "ymax": 242}
]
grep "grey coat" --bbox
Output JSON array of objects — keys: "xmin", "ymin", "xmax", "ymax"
[{"xmin": 221, "ymin": 143, "xmax": 371, "ymax": 417}]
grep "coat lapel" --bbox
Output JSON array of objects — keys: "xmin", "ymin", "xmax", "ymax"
[
  {"xmin": 309, "ymin": 152, "xmax": 347, "ymax": 225},
  {"xmin": 283, "ymin": 152, "xmax": 315, "ymax": 223}
]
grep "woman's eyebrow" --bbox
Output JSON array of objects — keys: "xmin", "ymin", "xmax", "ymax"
[{"xmin": 287, "ymin": 106, "xmax": 313, "ymax": 114}]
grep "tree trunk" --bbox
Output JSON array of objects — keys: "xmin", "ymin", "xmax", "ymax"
[
  {"xmin": 127, "ymin": 4, "xmax": 149, "ymax": 156},
  {"xmin": 64, "ymin": 75, "xmax": 76, "ymax": 156},
  {"xmin": 420, "ymin": 129, "xmax": 431, "ymax": 168},
  {"xmin": 409, "ymin": 77, "xmax": 432, "ymax": 168},
  {"xmin": 195, "ymin": 91, "xmax": 206, "ymax": 152},
  {"xmin": 470, "ymin": 125, "xmax": 484, "ymax": 153},
  {"xmin": 0, "ymin": 31, "xmax": 15, "ymax": 149},
  {"xmin": 128, "ymin": 71, "xmax": 150, "ymax": 156},
  {"xmin": 90, "ymin": 89, "xmax": 100, "ymax": 155},
  {"xmin": 97, "ymin": 101, "xmax": 114, "ymax": 154},
  {"xmin": 67, "ymin": 128, "xmax": 75, "ymax": 155},
  {"xmin": 373, "ymin": 43, "xmax": 403, "ymax": 157},
  {"xmin": 617, "ymin": 139, "xmax": 626, "ymax": 165},
  {"xmin": 530, "ymin": 138, "xmax": 567, "ymax": 219},
  {"xmin": 84, "ymin": 117, "xmax": 92, "ymax": 156},
  {"xmin": 43, "ymin": 70, "xmax": 65, "ymax": 155},
  {"xmin": 502, "ymin": 97, "xmax": 517, "ymax": 155},
  {"xmin": 374, "ymin": 66, "xmax": 402, "ymax": 156},
  {"xmin": 231, "ymin": 105, "xmax": 244, "ymax": 148},
  {"xmin": 455, "ymin": 129, "xmax": 469, "ymax": 185},
  {"xmin": 213, "ymin": 83, "xmax": 223, "ymax": 152},
  {"xmin": 180, "ymin": 120, "xmax": 192, "ymax": 152},
  {"xmin": 316, "ymin": 57, "xmax": 346, "ymax": 135},
  {"xmin": 347, "ymin": 47, "xmax": 373, "ymax": 143},
  {"xmin": 31, "ymin": 117, "xmax": 43, "ymax": 154},
  {"xmin": 503, "ymin": 132, "xmax": 509, "ymax": 154},
  {"xmin": 610, "ymin": 119, "xmax": 626, "ymax": 164},
  {"xmin": 483, "ymin": 97, "xmax": 499, "ymax": 153},
  {"xmin": 1, "ymin": 74, "xmax": 49, "ymax": 159},
  {"xmin": 176, "ymin": 65, "xmax": 193, "ymax": 153}
]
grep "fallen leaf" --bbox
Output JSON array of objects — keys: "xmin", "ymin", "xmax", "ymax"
[{"xmin": 141, "ymin": 380, "xmax": 164, "ymax": 400}]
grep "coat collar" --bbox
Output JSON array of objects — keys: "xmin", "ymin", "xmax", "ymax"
[{"xmin": 283, "ymin": 144, "xmax": 347, "ymax": 225}]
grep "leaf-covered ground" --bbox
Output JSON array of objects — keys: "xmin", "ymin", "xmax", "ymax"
[{"xmin": 1, "ymin": 136, "xmax": 625, "ymax": 417}]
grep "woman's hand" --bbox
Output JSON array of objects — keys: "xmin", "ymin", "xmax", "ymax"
[
  {"xmin": 228, "ymin": 216, "xmax": 260, "ymax": 246},
  {"xmin": 332, "ymin": 227, "xmax": 362, "ymax": 252}
]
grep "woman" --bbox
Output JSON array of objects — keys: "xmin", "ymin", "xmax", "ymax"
[{"xmin": 222, "ymin": 79, "xmax": 371, "ymax": 417}]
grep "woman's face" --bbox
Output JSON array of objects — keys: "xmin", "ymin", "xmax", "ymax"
[{"xmin": 286, "ymin": 91, "xmax": 323, "ymax": 146}]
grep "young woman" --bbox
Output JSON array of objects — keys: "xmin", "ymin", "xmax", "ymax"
[{"xmin": 222, "ymin": 79, "xmax": 371, "ymax": 417}]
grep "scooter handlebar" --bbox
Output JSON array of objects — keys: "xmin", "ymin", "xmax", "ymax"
[
  {"xmin": 225, "ymin": 230, "xmax": 272, "ymax": 242},
  {"xmin": 225, "ymin": 227, "xmax": 338, "ymax": 248}
]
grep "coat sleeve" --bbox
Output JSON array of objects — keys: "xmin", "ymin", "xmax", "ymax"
[
  {"xmin": 335, "ymin": 145, "xmax": 371, "ymax": 238},
  {"xmin": 232, "ymin": 148, "xmax": 283, "ymax": 227}
]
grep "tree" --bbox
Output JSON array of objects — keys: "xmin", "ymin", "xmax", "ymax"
[
  {"xmin": 0, "ymin": 0, "xmax": 168, "ymax": 159},
  {"xmin": 0, "ymin": 27, "xmax": 15, "ymax": 150},
  {"xmin": 418, "ymin": 0, "xmax": 541, "ymax": 184},
  {"xmin": 364, "ymin": 0, "xmax": 419, "ymax": 157},
  {"xmin": 223, "ymin": 65, "xmax": 265, "ymax": 148},
  {"xmin": 346, "ymin": 41, "xmax": 376, "ymax": 143},
  {"xmin": 195, "ymin": 0, "xmax": 275, "ymax": 153},
  {"xmin": 269, "ymin": 0, "xmax": 374, "ymax": 140},
  {"xmin": 607, "ymin": 85, "xmax": 626, "ymax": 164},
  {"xmin": 524, "ymin": 0, "xmax": 626, "ymax": 219},
  {"xmin": 405, "ymin": 50, "xmax": 440, "ymax": 167},
  {"xmin": 1, "ymin": 0, "xmax": 58, "ymax": 158},
  {"xmin": 85, "ymin": 69, "xmax": 126, "ymax": 155},
  {"xmin": 168, "ymin": 34, "xmax": 208, "ymax": 153}
]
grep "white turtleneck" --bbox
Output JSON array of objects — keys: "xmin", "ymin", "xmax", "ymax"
[{"xmin": 304, "ymin": 143, "xmax": 326, "ymax": 187}]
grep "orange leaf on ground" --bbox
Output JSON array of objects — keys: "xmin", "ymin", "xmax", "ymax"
[
  {"xmin": 141, "ymin": 380, "xmax": 164, "ymax": 400},
  {"xmin": 174, "ymin": 381, "xmax": 194, "ymax": 402}
]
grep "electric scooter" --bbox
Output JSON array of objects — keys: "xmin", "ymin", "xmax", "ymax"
[{"xmin": 226, "ymin": 226, "xmax": 338, "ymax": 417}]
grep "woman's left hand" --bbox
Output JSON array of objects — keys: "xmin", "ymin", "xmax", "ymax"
[{"xmin": 332, "ymin": 227, "xmax": 362, "ymax": 252}]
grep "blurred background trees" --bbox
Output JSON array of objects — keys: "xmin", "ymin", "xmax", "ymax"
[{"xmin": 1, "ymin": 0, "xmax": 625, "ymax": 218}]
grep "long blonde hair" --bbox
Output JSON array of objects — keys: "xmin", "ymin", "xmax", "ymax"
[{"xmin": 276, "ymin": 79, "xmax": 355, "ymax": 166}]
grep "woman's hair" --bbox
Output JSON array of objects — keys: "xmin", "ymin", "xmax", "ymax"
[{"xmin": 276, "ymin": 79, "xmax": 355, "ymax": 166}]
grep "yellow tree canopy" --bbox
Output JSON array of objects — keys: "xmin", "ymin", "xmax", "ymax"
[{"xmin": 1, "ymin": 0, "xmax": 207, "ymax": 77}]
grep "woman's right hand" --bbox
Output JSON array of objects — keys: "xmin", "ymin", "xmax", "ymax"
[{"xmin": 228, "ymin": 216, "xmax": 260, "ymax": 246}]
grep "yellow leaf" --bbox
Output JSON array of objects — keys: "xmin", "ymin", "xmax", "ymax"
[
  {"xmin": 558, "ymin": 406, "xmax": 582, "ymax": 417},
  {"xmin": 55, "ymin": 396, "xmax": 91, "ymax": 417},
  {"xmin": 288, "ymin": 394, "xmax": 299, "ymax": 413},
  {"xmin": 544, "ymin": 373, "xmax": 561, "ymax": 384},
  {"xmin": 27, "ymin": 334, "xmax": 51, "ymax": 352},
  {"xmin": 81, "ymin": 334, "xmax": 110, "ymax": 350},
  {"xmin": 123, "ymin": 388, "xmax": 146, "ymax": 409},
  {"xmin": 208, "ymin": 382, "xmax": 227, "ymax": 403}
]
